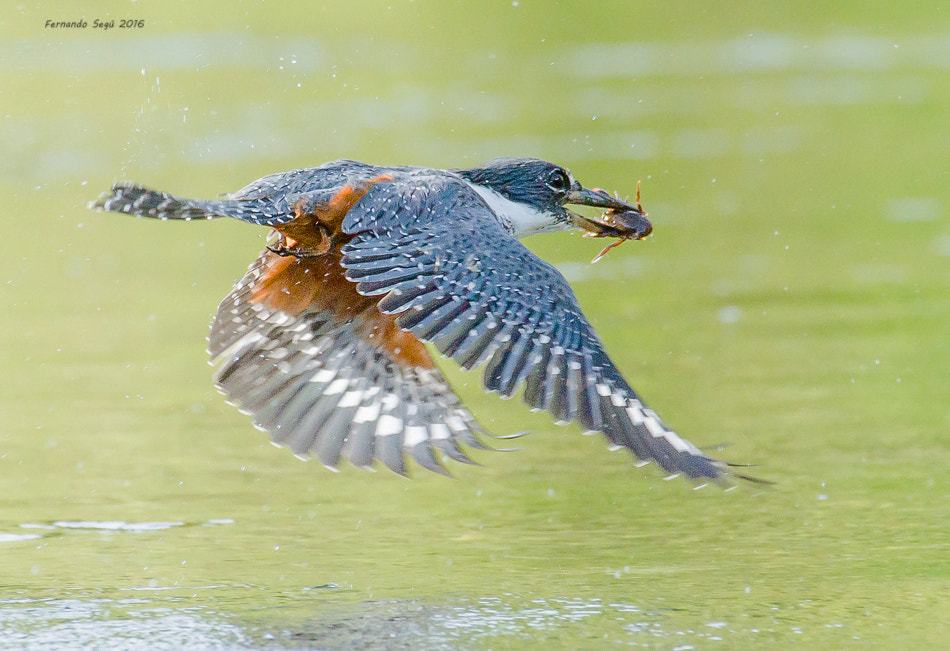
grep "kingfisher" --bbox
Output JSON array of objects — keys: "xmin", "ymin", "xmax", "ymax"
[{"xmin": 91, "ymin": 158, "xmax": 754, "ymax": 486}]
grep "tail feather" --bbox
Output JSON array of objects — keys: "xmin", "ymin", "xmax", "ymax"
[
  {"xmin": 89, "ymin": 182, "xmax": 232, "ymax": 221},
  {"xmin": 91, "ymin": 181, "xmax": 293, "ymax": 224}
]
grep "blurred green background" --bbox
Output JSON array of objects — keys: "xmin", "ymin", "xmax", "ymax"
[{"xmin": 1, "ymin": 1, "xmax": 948, "ymax": 648}]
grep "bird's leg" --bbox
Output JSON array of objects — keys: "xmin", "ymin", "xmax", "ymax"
[
  {"xmin": 266, "ymin": 231, "xmax": 296, "ymax": 257},
  {"xmin": 266, "ymin": 231, "xmax": 329, "ymax": 259}
]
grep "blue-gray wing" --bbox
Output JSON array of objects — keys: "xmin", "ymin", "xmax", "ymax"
[{"xmin": 339, "ymin": 178, "xmax": 731, "ymax": 482}]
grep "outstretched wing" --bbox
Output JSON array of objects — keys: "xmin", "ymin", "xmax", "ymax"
[
  {"xmin": 208, "ymin": 247, "xmax": 490, "ymax": 476},
  {"xmin": 339, "ymin": 177, "xmax": 733, "ymax": 483}
]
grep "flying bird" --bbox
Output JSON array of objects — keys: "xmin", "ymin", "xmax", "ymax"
[{"xmin": 91, "ymin": 158, "xmax": 751, "ymax": 486}]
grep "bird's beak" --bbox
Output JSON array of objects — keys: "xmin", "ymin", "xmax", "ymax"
[{"xmin": 566, "ymin": 185, "xmax": 653, "ymax": 241}]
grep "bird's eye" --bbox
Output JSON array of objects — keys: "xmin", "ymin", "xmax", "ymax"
[{"xmin": 547, "ymin": 169, "xmax": 572, "ymax": 194}]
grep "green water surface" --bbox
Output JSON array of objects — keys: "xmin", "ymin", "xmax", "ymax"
[{"xmin": 1, "ymin": 1, "xmax": 948, "ymax": 648}]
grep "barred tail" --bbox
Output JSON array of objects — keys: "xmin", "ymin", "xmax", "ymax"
[{"xmin": 89, "ymin": 182, "xmax": 237, "ymax": 221}]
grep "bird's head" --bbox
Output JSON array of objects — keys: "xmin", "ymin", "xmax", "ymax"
[{"xmin": 456, "ymin": 158, "xmax": 652, "ymax": 248}]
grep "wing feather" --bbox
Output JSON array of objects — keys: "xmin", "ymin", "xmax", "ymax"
[
  {"xmin": 340, "ymin": 177, "xmax": 737, "ymax": 483},
  {"xmin": 208, "ymin": 250, "xmax": 490, "ymax": 475}
]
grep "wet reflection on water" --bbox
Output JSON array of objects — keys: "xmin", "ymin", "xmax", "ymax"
[
  {"xmin": 3, "ymin": 519, "xmax": 234, "ymax": 539},
  {"xmin": 1, "ymin": 590, "xmax": 863, "ymax": 649},
  {"xmin": 0, "ymin": 596, "xmax": 252, "ymax": 650}
]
